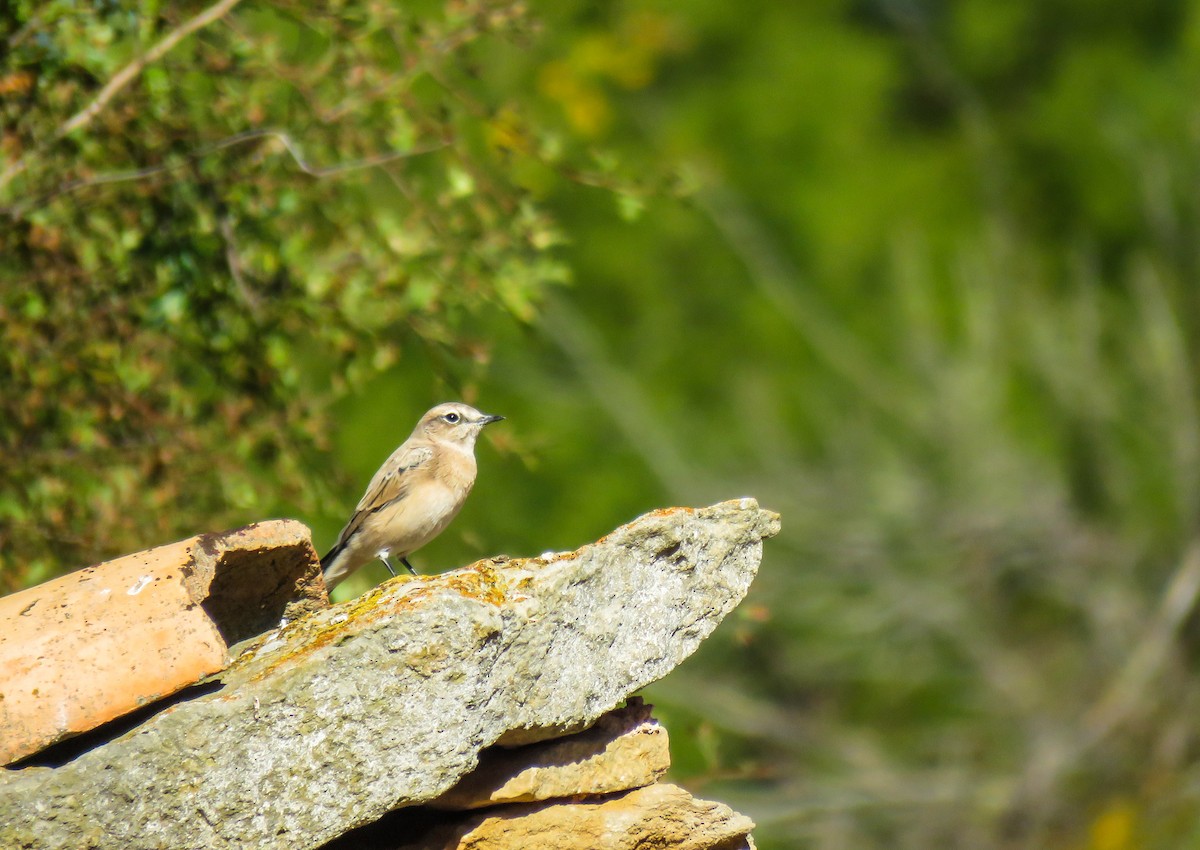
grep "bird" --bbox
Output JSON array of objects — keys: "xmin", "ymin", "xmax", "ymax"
[{"xmin": 320, "ymin": 402, "xmax": 504, "ymax": 590}]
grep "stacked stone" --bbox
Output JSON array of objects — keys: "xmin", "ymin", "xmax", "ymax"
[
  {"xmin": 366, "ymin": 698, "xmax": 755, "ymax": 850},
  {"xmin": 0, "ymin": 500, "xmax": 778, "ymax": 850}
]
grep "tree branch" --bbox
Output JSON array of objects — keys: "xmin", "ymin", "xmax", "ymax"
[
  {"xmin": 3, "ymin": 130, "xmax": 451, "ymax": 218},
  {"xmin": 0, "ymin": 0, "xmax": 246, "ymax": 193}
]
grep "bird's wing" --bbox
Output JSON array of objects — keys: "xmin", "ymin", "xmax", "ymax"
[{"xmin": 334, "ymin": 443, "xmax": 435, "ymax": 547}]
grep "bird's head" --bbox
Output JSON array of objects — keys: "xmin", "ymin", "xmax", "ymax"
[{"xmin": 415, "ymin": 402, "xmax": 504, "ymax": 446}]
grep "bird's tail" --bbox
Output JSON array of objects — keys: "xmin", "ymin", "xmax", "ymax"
[{"xmin": 320, "ymin": 544, "xmax": 345, "ymax": 590}]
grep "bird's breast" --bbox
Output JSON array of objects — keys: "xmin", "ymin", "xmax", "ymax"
[{"xmin": 375, "ymin": 446, "xmax": 477, "ymax": 555}]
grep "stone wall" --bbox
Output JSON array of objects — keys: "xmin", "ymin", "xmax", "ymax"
[{"xmin": 0, "ymin": 500, "xmax": 779, "ymax": 850}]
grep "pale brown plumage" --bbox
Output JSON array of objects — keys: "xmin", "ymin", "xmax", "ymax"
[{"xmin": 320, "ymin": 403, "xmax": 503, "ymax": 590}]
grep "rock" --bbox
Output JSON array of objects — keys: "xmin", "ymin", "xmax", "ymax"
[
  {"xmin": 0, "ymin": 520, "xmax": 324, "ymax": 766},
  {"xmin": 329, "ymin": 784, "xmax": 756, "ymax": 850},
  {"xmin": 0, "ymin": 499, "xmax": 779, "ymax": 850},
  {"xmin": 429, "ymin": 698, "xmax": 669, "ymax": 810}
]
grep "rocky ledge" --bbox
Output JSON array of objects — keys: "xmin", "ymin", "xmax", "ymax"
[{"xmin": 0, "ymin": 499, "xmax": 780, "ymax": 850}]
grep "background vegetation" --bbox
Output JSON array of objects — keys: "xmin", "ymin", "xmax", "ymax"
[{"xmin": 4, "ymin": 1, "xmax": 1200, "ymax": 847}]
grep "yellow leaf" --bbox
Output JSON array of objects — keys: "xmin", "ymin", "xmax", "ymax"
[{"xmin": 1089, "ymin": 799, "xmax": 1136, "ymax": 850}]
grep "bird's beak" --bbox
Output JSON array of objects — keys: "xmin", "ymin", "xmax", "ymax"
[{"xmin": 479, "ymin": 413, "xmax": 505, "ymax": 425}]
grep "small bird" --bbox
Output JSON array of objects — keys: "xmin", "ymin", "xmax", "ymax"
[{"xmin": 320, "ymin": 402, "xmax": 504, "ymax": 590}]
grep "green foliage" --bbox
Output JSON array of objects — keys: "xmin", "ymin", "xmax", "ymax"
[
  {"xmin": 0, "ymin": 0, "xmax": 581, "ymax": 586},
  {"xmin": 6, "ymin": 1, "xmax": 1200, "ymax": 849}
]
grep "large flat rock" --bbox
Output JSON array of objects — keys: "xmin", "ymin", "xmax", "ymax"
[
  {"xmin": 0, "ymin": 500, "xmax": 779, "ymax": 850},
  {"xmin": 429, "ymin": 698, "xmax": 669, "ymax": 810},
  {"xmin": 334, "ymin": 783, "xmax": 756, "ymax": 850}
]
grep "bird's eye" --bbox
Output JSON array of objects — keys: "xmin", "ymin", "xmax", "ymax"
[{"xmin": 444, "ymin": 412, "xmax": 460, "ymax": 423}]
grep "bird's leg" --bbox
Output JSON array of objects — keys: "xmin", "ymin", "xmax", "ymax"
[
  {"xmin": 377, "ymin": 554, "xmax": 398, "ymax": 577},
  {"xmin": 400, "ymin": 556, "xmax": 417, "ymax": 576}
]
